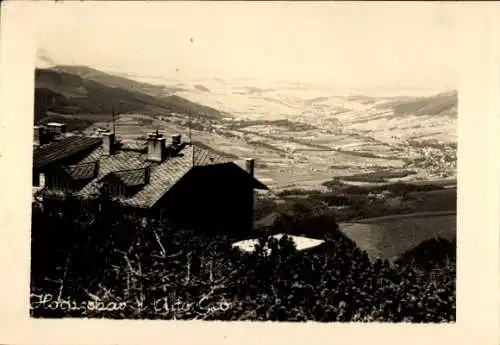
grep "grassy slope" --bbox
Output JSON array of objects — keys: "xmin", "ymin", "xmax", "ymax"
[
  {"xmin": 34, "ymin": 66, "xmax": 223, "ymax": 130},
  {"xmin": 51, "ymin": 65, "xmax": 167, "ymax": 97},
  {"xmin": 339, "ymin": 213, "xmax": 456, "ymax": 262},
  {"xmin": 254, "ymin": 181, "xmax": 457, "ymax": 262}
]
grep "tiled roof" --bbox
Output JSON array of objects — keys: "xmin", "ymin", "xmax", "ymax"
[
  {"xmin": 114, "ymin": 168, "xmax": 148, "ymax": 187},
  {"xmin": 112, "ymin": 149, "xmax": 194, "ymax": 208},
  {"xmin": 33, "ymin": 136, "xmax": 103, "ymax": 170},
  {"xmin": 75, "ymin": 148, "xmax": 153, "ymax": 204},
  {"xmin": 72, "ymin": 145, "xmax": 197, "ymax": 208},
  {"xmin": 193, "ymin": 146, "xmax": 231, "ymax": 165},
  {"xmin": 63, "ymin": 161, "xmax": 98, "ymax": 180},
  {"xmin": 40, "ymin": 140, "xmax": 268, "ymax": 209}
]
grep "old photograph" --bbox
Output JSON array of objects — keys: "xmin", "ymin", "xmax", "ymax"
[{"xmin": 30, "ymin": 2, "xmax": 457, "ymax": 322}]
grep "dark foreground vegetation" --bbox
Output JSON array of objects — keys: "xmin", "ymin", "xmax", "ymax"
[{"xmin": 31, "ymin": 192, "xmax": 456, "ymax": 322}]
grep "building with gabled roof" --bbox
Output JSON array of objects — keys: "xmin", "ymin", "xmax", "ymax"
[{"xmin": 33, "ymin": 123, "xmax": 269, "ymax": 236}]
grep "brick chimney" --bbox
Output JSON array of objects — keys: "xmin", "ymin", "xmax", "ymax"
[
  {"xmin": 33, "ymin": 125, "xmax": 45, "ymax": 146},
  {"xmin": 171, "ymin": 134, "xmax": 182, "ymax": 146},
  {"xmin": 147, "ymin": 131, "xmax": 166, "ymax": 162},
  {"xmin": 102, "ymin": 131, "xmax": 116, "ymax": 155},
  {"xmin": 245, "ymin": 158, "xmax": 255, "ymax": 177}
]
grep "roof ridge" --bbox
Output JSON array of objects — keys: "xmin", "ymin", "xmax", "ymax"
[
  {"xmin": 113, "ymin": 165, "xmax": 151, "ymax": 174},
  {"xmin": 64, "ymin": 160, "xmax": 98, "ymax": 168},
  {"xmin": 34, "ymin": 136, "xmax": 103, "ymax": 169}
]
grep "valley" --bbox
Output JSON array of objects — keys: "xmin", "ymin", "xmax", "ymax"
[{"xmin": 34, "ymin": 66, "xmax": 457, "ymax": 191}]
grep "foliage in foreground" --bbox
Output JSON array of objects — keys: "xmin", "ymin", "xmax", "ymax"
[{"xmin": 30, "ymin": 199, "xmax": 456, "ymax": 322}]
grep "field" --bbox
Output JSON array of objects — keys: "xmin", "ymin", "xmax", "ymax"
[
  {"xmin": 339, "ymin": 212, "xmax": 456, "ymax": 262},
  {"xmin": 81, "ymin": 111, "xmax": 457, "ymax": 191},
  {"xmin": 80, "ymin": 113, "xmax": 402, "ymax": 188},
  {"xmin": 264, "ymin": 182, "xmax": 457, "ymax": 263}
]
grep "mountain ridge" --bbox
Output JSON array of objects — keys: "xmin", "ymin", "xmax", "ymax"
[
  {"xmin": 34, "ymin": 65, "xmax": 456, "ymax": 151},
  {"xmin": 34, "ymin": 66, "xmax": 224, "ymax": 129}
]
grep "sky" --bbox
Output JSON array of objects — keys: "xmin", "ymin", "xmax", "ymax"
[{"xmin": 35, "ymin": 2, "xmax": 459, "ymax": 92}]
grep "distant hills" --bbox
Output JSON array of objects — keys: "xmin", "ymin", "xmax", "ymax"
[
  {"xmin": 34, "ymin": 64, "xmax": 457, "ymax": 138},
  {"xmin": 34, "ymin": 66, "xmax": 223, "ymax": 130},
  {"xmin": 194, "ymin": 84, "xmax": 211, "ymax": 92},
  {"xmin": 48, "ymin": 65, "xmax": 167, "ymax": 97},
  {"xmin": 374, "ymin": 91, "xmax": 457, "ymax": 117}
]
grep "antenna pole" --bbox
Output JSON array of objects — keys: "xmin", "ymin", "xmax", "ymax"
[
  {"xmin": 188, "ymin": 109, "xmax": 192, "ymax": 144},
  {"xmin": 190, "ymin": 110, "xmax": 195, "ymax": 167},
  {"xmin": 192, "ymin": 143, "xmax": 195, "ymax": 167},
  {"xmin": 111, "ymin": 104, "xmax": 116, "ymax": 134}
]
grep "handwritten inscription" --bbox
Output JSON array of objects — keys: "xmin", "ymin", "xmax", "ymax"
[
  {"xmin": 31, "ymin": 293, "xmax": 233, "ymax": 317},
  {"xmin": 30, "ymin": 294, "xmax": 127, "ymax": 313},
  {"xmin": 153, "ymin": 295, "xmax": 232, "ymax": 315}
]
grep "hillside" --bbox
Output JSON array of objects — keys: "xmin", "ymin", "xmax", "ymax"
[
  {"xmin": 34, "ymin": 67, "xmax": 223, "ymax": 129},
  {"xmin": 374, "ymin": 91, "xmax": 457, "ymax": 117},
  {"xmin": 50, "ymin": 65, "xmax": 167, "ymax": 97}
]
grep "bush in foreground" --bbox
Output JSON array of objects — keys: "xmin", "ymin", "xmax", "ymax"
[{"xmin": 30, "ymin": 199, "xmax": 455, "ymax": 322}]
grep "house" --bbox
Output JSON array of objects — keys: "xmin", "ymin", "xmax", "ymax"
[{"xmin": 32, "ymin": 123, "xmax": 269, "ymax": 236}]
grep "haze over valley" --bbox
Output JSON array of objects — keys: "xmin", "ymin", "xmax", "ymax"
[{"xmin": 35, "ymin": 64, "xmax": 457, "ymax": 190}]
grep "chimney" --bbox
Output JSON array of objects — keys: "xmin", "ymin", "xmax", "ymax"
[
  {"xmin": 147, "ymin": 132, "xmax": 166, "ymax": 162},
  {"xmin": 171, "ymin": 134, "xmax": 182, "ymax": 146},
  {"xmin": 33, "ymin": 125, "xmax": 45, "ymax": 146},
  {"xmin": 144, "ymin": 165, "xmax": 151, "ymax": 184},
  {"xmin": 245, "ymin": 158, "xmax": 255, "ymax": 177},
  {"xmin": 46, "ymin": 122, "xmax": 67, "ymax": 135},
  {"xmin": 94, "ymin": 161, "xmax": 100, "ymax": 176},
  {"xmin": 102, "ymin": 131, "xmax": 115, "ymax": 155}
]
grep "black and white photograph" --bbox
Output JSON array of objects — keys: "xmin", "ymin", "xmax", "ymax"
[
  {"xmin": 5, "ymin": 0, "xmax": 500, "ymax": 341},
  {"xmin": 26, "ymin": 2, "xmax": 462, "ymax": 323}
]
